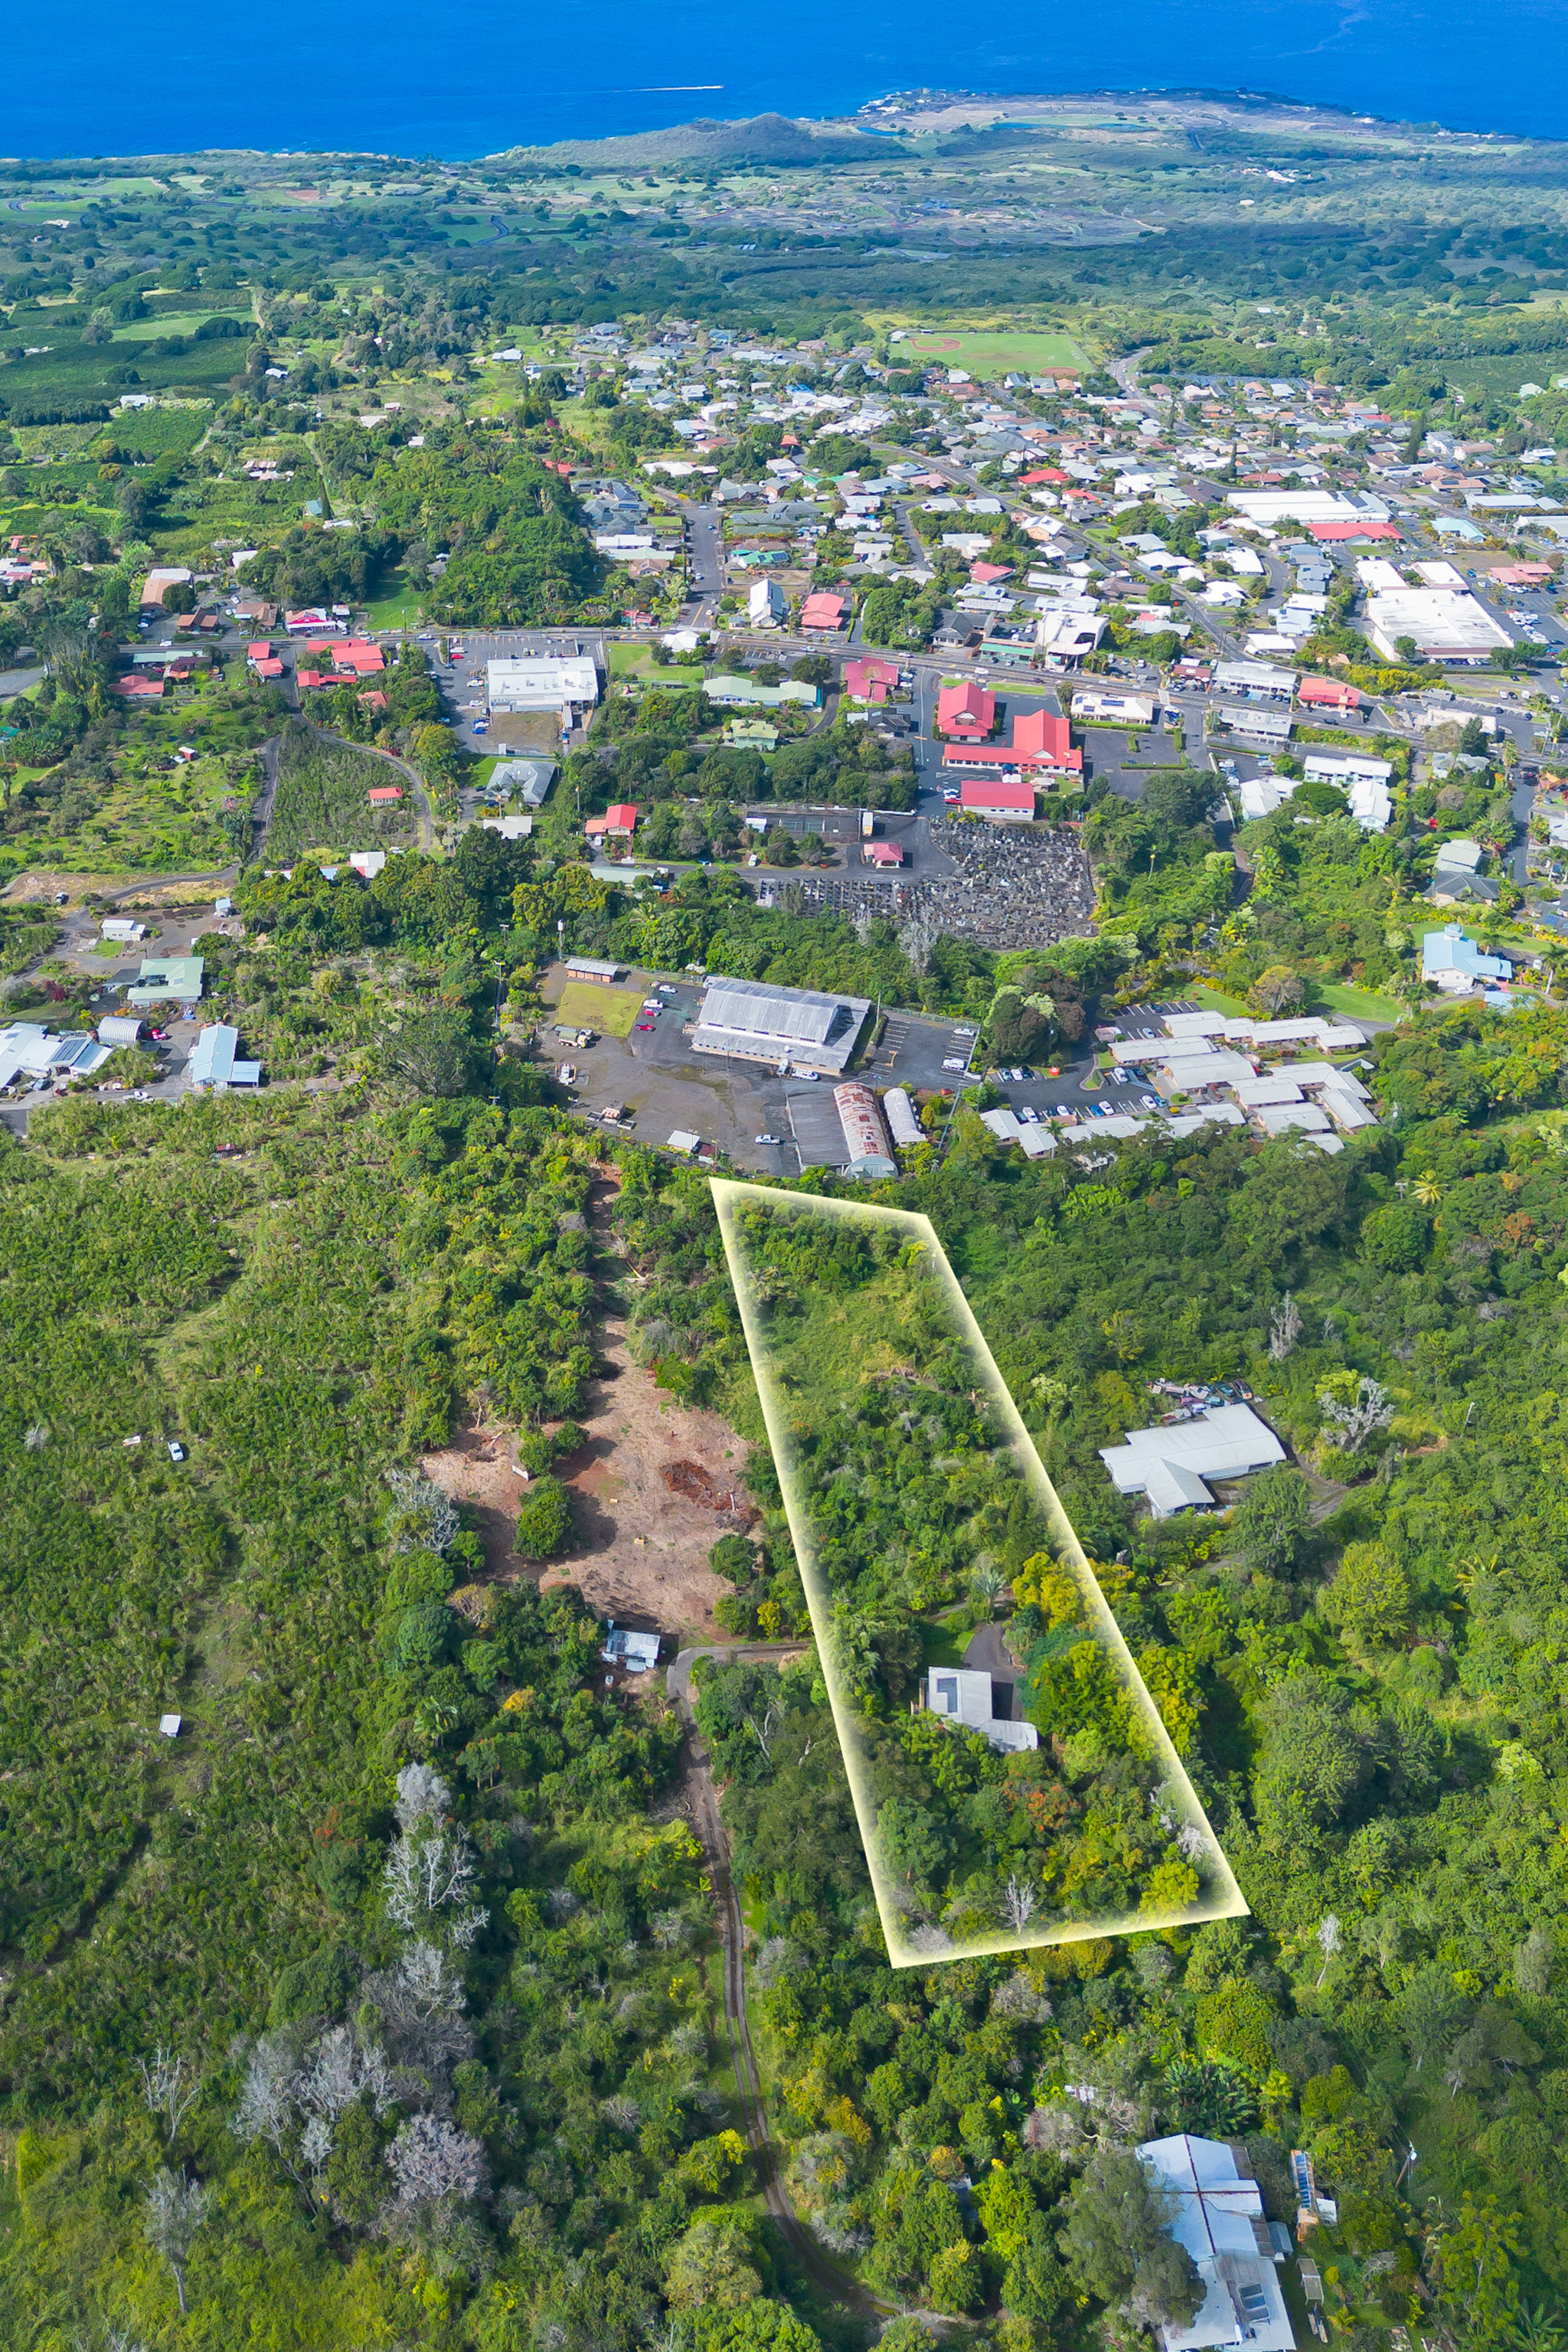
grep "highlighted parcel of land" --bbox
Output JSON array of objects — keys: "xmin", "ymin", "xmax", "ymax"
[{"xmin": 714, "ymin": 1181, "xmax": 1246, "ymax": 1966}]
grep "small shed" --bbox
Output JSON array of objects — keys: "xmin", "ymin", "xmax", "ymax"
[{"xmin": 602, "ymin": 1626, "xmax": 660, "ymax": 1672}]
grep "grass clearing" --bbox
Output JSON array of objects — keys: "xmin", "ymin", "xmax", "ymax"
[
  {"xmin": 554, "ymin": 980, "xmax": 644, "ymax": 1037},
  {"xmin": 1316, "ymin": 979, "xmax": 1406, "ymax": 1024},
  {"xmin": 1187, "ymin": 982, "xmax": 1250, "ymax": 1017},
  {"xmin": 360, "ymin": 571, "xmax": 425, "ymax": 629},
  {"xmin": 901, "ymin": 328, "xmax": 1089, "ymax": 377},
  {"xmin": 606, "ymin": 642, "xmax": 704, "ymax": 688},
  {"xmin": 263, "ymin": 721, "xmax": 417, "ymax": 862}
]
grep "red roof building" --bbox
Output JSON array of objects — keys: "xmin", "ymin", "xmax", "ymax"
[
  {"xmin": 1308, "ymin": 520, "xmax": 1400, "ymax": 542},
  {"xmin": 1018, "ymin": 467, "xmax": 1070, "ymax": 487},
  {"xmin": 1296, "ymin": 675, "xmax": 1362, "ymax": 714},
  {"xmin": 296, "ymin": 670, "xmax": 328, "ymax": 691},
  {"xmin": 801, "ymin": 591, "xmax": 849, "ymax": 632},
  {"xmin": 864, "ymin": 840, "xmax": 903, "ymax": 867},
  {"xmin": 367, "ymin": 786, "xmax": 403, "ymax": 804},
  {"xmin": 1011, "ymin": 707, "xmax": 1081, "ymax": 773},
  {"xmin": 115, "ymin": 674, "xmax": 166, "ymax": 698},
  {"xmin": 358, "ymin": 689, "xmax": 390, "ymax": 714},
  {"xmin": 959, "ymin": 779, "xmax": 1035, "ymax": 822},
  {"xmin": 254, "ymin": 658, "xmax": 284, "ymax": 680},
  {"xmin": 936, "ymin": 681, "xmax": 995, "ymax": 738},
  {"xmin": 843, "ymin": 656, "xmax": 899, "ymax": 701},
  {"xmin": 332, "ymin": 640, "xmax": 386, "ymax": 676},
  {"xmin": 970, "ymin": 562, "xmax": 1014, "ymax": 585},
  {"xmin": 246, "ymin": 640, "xmax": 273, "ymax": 663}
]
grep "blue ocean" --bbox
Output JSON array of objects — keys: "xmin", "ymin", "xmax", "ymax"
[{"xmin": 9, "ymin": 0, "xmax": 1568, "ymax": 157}]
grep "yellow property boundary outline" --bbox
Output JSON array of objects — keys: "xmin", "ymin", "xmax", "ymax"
[{"xmin": 713, "ymin": 1179, "xmax": 1248, "ymax": 1968}]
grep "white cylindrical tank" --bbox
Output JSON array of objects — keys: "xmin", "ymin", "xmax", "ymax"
[{"xmin": 884, "ymin": 1086, "xmax": 923, "ymax": 1149}]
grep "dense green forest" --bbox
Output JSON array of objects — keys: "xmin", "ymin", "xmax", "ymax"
[
  {"xmin": 6, "ymin": 982, "xmax": 1568, "ymax": 2343},
  {"xmin": 715, "ymin": 1186, "xmax": 1237, "ymax": 1962}
]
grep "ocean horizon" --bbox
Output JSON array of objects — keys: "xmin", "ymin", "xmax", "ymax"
[{"xmin": 7, "ymin": 0, "xmax": 1568, "ymax": 160}]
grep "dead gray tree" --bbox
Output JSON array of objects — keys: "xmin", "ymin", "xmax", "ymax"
[{"xmin": 145, "ymin": 2167, "xmax": 209, "ymax": 2316}]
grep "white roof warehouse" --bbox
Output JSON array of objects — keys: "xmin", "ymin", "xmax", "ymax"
[
  {"xmin": 691, "ymin": 977, "xmax": 872, "ymax": 1076},
  {"xmin": 487, "ymin": 655, "xmax": 600, "ymax": 712}
]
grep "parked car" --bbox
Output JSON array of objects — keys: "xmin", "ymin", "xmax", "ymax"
[
  {"xmin": 1054, "ymin": 1103, "xmax": 1073, "ymax": 1120},
  {"xmin": 942, "ymin": 1056, "xmax": 967, "ymax": 1073},
  {"xmin": 634, "ymin": 1020, "xmax": 655, "ymax": 1032},
  {"xmin": 755, "ymin": 1134, "xmax": 782, "ymax": 1146},
  {"xmin": 167, "ymin": 1440, "xmax": 186, "ymax": 1463},
  {"xmin": 641, "ymin": 1000, "xmax": 662, "ymax": 1013}
]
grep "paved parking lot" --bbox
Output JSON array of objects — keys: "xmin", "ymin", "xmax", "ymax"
[{"xmin": 430, "ymin": 628, "xmax": 608, "ymax": 756}]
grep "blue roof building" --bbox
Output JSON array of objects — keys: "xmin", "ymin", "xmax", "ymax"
[
  {"xmin": 1422, "ymin": 924, "xmax": 1511, "ymax": 993},
  {"xmin": 189, "ymin": 1024, "xmax": 261, "ymax": 1089}
]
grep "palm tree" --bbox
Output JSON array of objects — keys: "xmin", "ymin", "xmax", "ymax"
[{"xmin": 1413, "ymin": 1170, "xmax": 1442, "ymax": 1207}]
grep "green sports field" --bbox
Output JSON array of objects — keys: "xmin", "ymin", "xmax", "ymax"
[{"xmin": 900, "ymin": 329, "xmax": 1090, "ymax": 377}]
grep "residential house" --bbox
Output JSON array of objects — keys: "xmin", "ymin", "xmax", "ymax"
[
  {"xmin": 924, "ymin": 1668, "xmax": 1039, "ymax": 1754},
  {"xmin": 1101, "ymin": 1403, "xmax": 1286, "ymax": 1517},
  {"xmin": 1422, "ymin": 924, "xmax": 1511, "ymax": 991},
  {"xmin": 1136, "ymin": 2135, "xmax": 1295, "ymax": 2352}
]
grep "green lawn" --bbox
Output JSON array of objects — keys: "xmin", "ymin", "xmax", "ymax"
[
  {"xmin": 360, "ymin": 573, "xmax": 425, "ymax": 629},
  {"xmin": 1187, "ymin": 982, "xmax": 1250, "ymax": 1017},
  {"xmin": 606, "ymin": 642, "xmax": 704, "ymax": 688},
  {"xmin": 901, "ymin": 329, "xmax": 1089, "ymax": 376},
  {"xmin": 1315, "ymin": 979, "xmax": 1406, "ymax": 1025},
  {"xmin": 554, "ymin": 981, "xmax": 644, "ymax": 1037}
]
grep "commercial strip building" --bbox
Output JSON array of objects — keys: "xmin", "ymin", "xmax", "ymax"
[
  {"xmin": 486, "ymin": 655, "xmax": 600, "ymax": 714},
  {"xmin": 691, "ymin": 975, "xmax": 872, "ymax": 1076},
  {"xmin": 1363, "ymin": 587, "xmax": 1511, "ymax": 666},
  {"xmin": 1102, "ymin": 1403, "xmax": 1286, "ymax": 1517}
]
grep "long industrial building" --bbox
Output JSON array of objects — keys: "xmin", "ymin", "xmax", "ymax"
[
  {"xmin": 691, "ymin": 976, "xmax": 871, "ymax": 1076},
  {"xmin": 833, "ymin": 1082, "xmax": 896, "ymax": 1179}
]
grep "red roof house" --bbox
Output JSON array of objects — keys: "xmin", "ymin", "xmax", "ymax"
[
  {"xmin": 1308, "ymin": 519, "xmax": 1400, "ymax": 543},
  {"xmin": 1296, "ymin": 675, "xmax": 1362, "ymax": 714},
  {"xmin": 970, "ymin": 563, "xmax": 1014, "ymax": 585},
  {"xmin": 367, "ymin": 786, "xmax": 403, "ymax": 805},
  {"xmin": 332, "ymin": 640, "xmax": 386, "ymax": 676},
  {"xmin": 843, "ymin": 657, "xmax": 899, "ymax": 700},
  {"xmin": 864, "ymin": 840, "xmax": 903, "ymax": 867},
  {"xmin": 801, "ymin": 591, "xmax": 849, "ymax": 632},
  {"xmin": 936, "ymin": 681, "xmax": 995, "ymax": 738},
  {"xmin": 358, "ymin": 689, "xmax": 390, "ymax": 714}
]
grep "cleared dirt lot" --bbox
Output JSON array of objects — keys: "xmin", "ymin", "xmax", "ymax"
[{"xmin": 422, "ymin": 1171, "xmax": 753, "ymax": 1647}]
